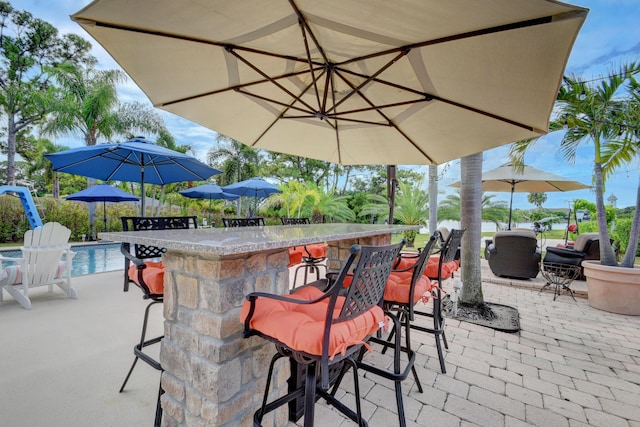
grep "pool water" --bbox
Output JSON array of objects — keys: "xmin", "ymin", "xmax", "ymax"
[{"xmin": 0, "ymin": 243, "xmax": 124, "ymax": 277}]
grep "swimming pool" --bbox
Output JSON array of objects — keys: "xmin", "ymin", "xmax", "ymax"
[{"xmin": 0, "ymin": 243, "xmax": 124, "ymax": 276}]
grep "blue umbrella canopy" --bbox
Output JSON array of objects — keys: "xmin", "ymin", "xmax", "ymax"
[
  {"xmin": 222, "ymin": 178, "xmax": 281, "ymax": 198},
  {"xmin": 179, "ymin": 183, "xmax": 239, "ymax": 201},
  {"xmin": 66, "ymin": 183, "xmax": 140, "ymax": 203},
  {"xmin": 222, "ymin": 177, "xmax": 282, "ymax": 217},
  {"xmin": 180, "ymin": 183, "xmax": 239, "ymax": 224},
  {"xmin": 46, "ymin": 137, "xmax": 221, "ymax": 213},
  {"xmin": 66, "ymin": 184, "xmax": 139, "ymax": 231}
]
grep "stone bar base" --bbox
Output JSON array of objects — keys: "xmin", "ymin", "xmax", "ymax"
[
  {"xmin": 326, "ymin": 234, "xmax": 392, "ymax": 272},
  {"xmin": 154, "ymin": 233, "xmax": 393, "ymax": 426},
  {"xmin": 159, "ymin": 248, "xmax": 290, "ymax": 426}
]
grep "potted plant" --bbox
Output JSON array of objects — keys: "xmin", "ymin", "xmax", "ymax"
[{"xmin": 511, "ymin": 62, "xmax": 640, "ymax": 315}]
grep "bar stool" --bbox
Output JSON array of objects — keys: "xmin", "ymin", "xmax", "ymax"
[
  {"xmin": 281, "ymin": 217, "xmax": 327, "ymax": 287},
  {"xmin": 242, "ymin": 241, "xmax": 404, "ymax": 426}
]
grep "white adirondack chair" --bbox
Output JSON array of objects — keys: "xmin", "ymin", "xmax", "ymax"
[{"xmin": 0, "ymin": 222, "xmax": 76, "ymax": 310}]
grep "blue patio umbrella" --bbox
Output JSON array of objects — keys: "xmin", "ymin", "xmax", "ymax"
[
  {"xmin": 222, "ymin": 177, "xmax": 281, "ymax": 216},
  {"xmin": 179, "ymin": 183, "xmax": 239, "ymax": 224},
  {"xmin": 66, "ymin": 184, "xmax": 139, "ymax": 232},
  {"xmin": 45, "ymin": 137, "xmax": 221, "ymax": 214}
]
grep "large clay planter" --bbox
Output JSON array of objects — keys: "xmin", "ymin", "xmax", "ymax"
[{"xmin": 583, "ymin": 260, "xmax": 640, "ymax": 315}]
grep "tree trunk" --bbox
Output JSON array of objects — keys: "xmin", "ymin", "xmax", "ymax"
[
  {"xmin": 53, "ymin": 173, "xmax": 60, "ymax": 199},
  {"xmin": 86, "ymin": 135, "xmax": 97, "ymax": 239},
  {"xmin": 6, "ymin": 116, "xmax": 17, "ymax": 186},
  {"xmin": 459, "ymin": 152, "xmax": 484, "ymax": 305},
  {"xmin": 428, "ymin": 165, "xmax": 438, "ymax": 234},
  {"xmin": 593, "ymin": 162, "xmax": 617, "ymax": 266},
  {"xmin": 87, "ymin": 177, "xmax": 97, "ymax": 240},
  {"xmin": 621, "ymin": 173, "xmax": 640, "ymax": 267}
]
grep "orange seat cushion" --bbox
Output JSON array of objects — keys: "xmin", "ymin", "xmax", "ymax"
[
  {"xmin": 394, "ymin": 255, "xmax": 459, "ymax": 279},
  {"xmin": 288, "ymin": 247, "xmax": 304, "ymax": 267},
  {"xmin": 384, "ymin": 271, "xmax": 434, "ymax": 304},
  {"xmin": 128, "ymin": 261, "xmax": 165, "ymax": 295},
  {"xmin": 288, "ymin": 243, "xmax": 327, "ymax": 267},
  {"xmin": 240, "ymin": 286, "xmax": 384, "ymax": 358},
  {"xmin": 304, "ymin": 243, "xmax": 327, "ymax": 258}
]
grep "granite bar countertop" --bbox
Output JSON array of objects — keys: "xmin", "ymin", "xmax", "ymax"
[{"xmin": 100, "ymin": 223, "xmax": 418, "ymax": 256}]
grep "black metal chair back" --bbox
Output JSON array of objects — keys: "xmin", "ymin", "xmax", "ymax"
[
  {"xmin": 222, "ymin": 217, "xmax": 265, "ymax": 227},
  {"xmin": 121, "ymin": 216, "xmax": 197, "ymax": 294},
  {"xmin": 281, "ymin": 217, "xmax": 311, "ymax": 225},
  {"xmin": 243, "ymin": 241, "xmax": 404, "ymax": 426},
  {"xmin": 436, "ymin": 228, "xmax": 465, "ymax": 282}
]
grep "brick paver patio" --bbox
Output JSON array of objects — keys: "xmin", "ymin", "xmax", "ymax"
[{"xmin": 289, "ymin": 262, "xmax": 640, "ymax": 427}]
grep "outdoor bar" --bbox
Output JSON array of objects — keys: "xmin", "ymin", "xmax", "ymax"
[{"xmin": 100, "ymin": 223, "xmax": 418, "ymax": 426}]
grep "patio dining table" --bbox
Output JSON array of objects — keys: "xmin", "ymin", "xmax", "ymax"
[{"xmin": 100, "ymin": 222, "xmax": 417, "ymax": 426}]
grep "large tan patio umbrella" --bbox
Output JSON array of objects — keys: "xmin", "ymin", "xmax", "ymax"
[
  {"xmin": 71, "ymin": 0, "xmax": 587, "ymax": 220},
  {"xmin": 451, "ymin": 162, "xmax": 591, "ymax": 229}
]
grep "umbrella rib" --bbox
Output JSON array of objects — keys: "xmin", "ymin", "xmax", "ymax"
[
  {"xmin": 282, "ymin": 114, "xmax": 391, "ymax": 127},
  {"xmin": 325, "ymin": 99, "xmax": 430, "ymax": 117},
  {"xmin": 236, "ymin": 89, "xmax": 317, "ymax": 116},
  {"xmin": 246, "ymin": 71, "xmax": 337, "ymax": 148},
  {"xmin": 73, "ymin": 18, "xmax": 317, "ymax": 66},
  {"xmin": 329, "ymin": 72, "xmax": 343, "ymax": 164},
  {"xmin": 161, "ymin": 67, "xmax": 320, "ymax": 107},
  {"xmin": 295, "ymin": 9, "xmax": 322, "ymax": 111},
  {"xmin": 288, "ymin": 0, "xmax": 330, "ymax": 64},
  {"xmin": 330, "ymin": 49, "xmax": 408, "ymax": 114},
  {"xmin": 333, "ymin": 69, "xmax": 435, "ymax": 163},
  {"xmin": 336, "ymin": 14, "xmax": 559, "ymax": 68},
  {"xmin": 335, "ymin": 66, "xmax": 537, "ymax": 132},
  {"xmin": 226, "ymin": 47, "xmax": 322, "ymax": 114}
]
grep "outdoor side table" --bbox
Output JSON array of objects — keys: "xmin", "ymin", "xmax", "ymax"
[{"xmin": 540, "ymin": 262, "xmax": 581, "ymax": 301}]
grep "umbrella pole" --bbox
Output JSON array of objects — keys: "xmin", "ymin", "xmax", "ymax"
[
  {"xmin": 141, "ymin": 164, "xmax": 146, "ymax": 216},
  {"xmin": 103, "ymin": 200, "xmax": 107, "ymax": 233},
  {"xmin": 508, "ymin": 184, "xmax": 515, "ymax": 230},
  {"xmin": 387, "ymin": 165, "xmax": 397, "ymax": 224}
]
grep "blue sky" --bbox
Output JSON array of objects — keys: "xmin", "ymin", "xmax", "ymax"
[{"xmin": 17, "ymin": 0, "xmax": 640, "ymax": 210}]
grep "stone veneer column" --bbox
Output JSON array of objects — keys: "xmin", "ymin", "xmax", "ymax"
[
  {"xmin": 156, "ymin": 232, "xmax": 392, "ymax": 426},
  {"xmin": 158, "ymin": 248, "xmax": 290, "ymax": 427},
  {"xmin": 326, "ymin": 234, "xmax": 392, "ymax": 271}
]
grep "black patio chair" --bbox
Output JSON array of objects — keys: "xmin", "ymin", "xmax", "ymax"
[
  {"xmin": 281, "ymin": 217, "xmax": 328, "ymax": 287},
  {"xmin": 222, "ymin": 217, "xmax": 265, "ymax": 227},
  {"xmin": 119, "ymin": 215, "xmax": 197, "ymax": 427},
  {"xmin": 358, "ymin": 234, "xmax": 437, "ymax": 427},
  {"xmin": 242, "ymin": 241, "xmax": 404, "ymax": 427},
  {"xmin": 410, "ymin": 228, "xmax": 465, "ymax": 374}
]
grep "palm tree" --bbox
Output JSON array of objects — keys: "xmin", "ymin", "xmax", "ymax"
[
  {"xmin": 359, "ymin": 180, "xmax": 429, "ymax": 246},
  {"xmin": 309, "ymin": 190, "xmax": 355, "ymax": 223},
  {"xmin": 459, "ymin": 152, "xmax": 484, "ymax": 306},
  {"xmin": 42, "ymin": 64, "xmax": 166, "ymax": 238},
  {"xmin": 26, "ymin": 138, "xmax": 68, "ymax": 199},
  {"xmin": 618, "ymin": 75, "xmax": 640, "ymax": 267},
  {"xmin": 207, "ymin": 135, "xmax": 261, "ymax": 184},
  {"xmin": 528, "ymin": 192, "xmax": 547, "ymax": 210},
  {"xmin": 510, "ymin": 62, "xmax": 640, "ymax": 267},
  {"xmin": 146, "ymin": 130, "xmax": 194, "ymax": 216},
  {"xmin": 265, "ymin": 181, "xmax": 315, "ymax": 218},
  {"xmin": 207, "ymin": 135, "xmax": 262, "ymax": 216},
  {"xmin": 438, "ymin": 191, "xmax": 509, "ymax": 229}
]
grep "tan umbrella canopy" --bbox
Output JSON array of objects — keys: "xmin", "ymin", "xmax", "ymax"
[
  {"xmin": 451, "ymin": 162, "xmax": 591, "ymax": 229},
  {"xmin": 71, "ymin": 0, "xmax": 587, "ymax": 167}
]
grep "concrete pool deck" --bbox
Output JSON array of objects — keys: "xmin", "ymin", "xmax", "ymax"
[{"xmin": 1, "ymin": 262, "xmax": 639, "ymax": 426}]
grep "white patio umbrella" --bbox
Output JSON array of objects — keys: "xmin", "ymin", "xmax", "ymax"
[
  {"xmin": 71, "ymin": 0, "xmax": 587, "ymax": 223},
  {"xmin": 451, "ymin": 162, "xmax": 590, "ymax": 229}
]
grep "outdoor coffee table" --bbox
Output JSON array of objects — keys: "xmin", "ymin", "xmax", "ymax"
[{"xmin": 540, "ymin": 262, "xmax": 581, "ymax": 301}]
